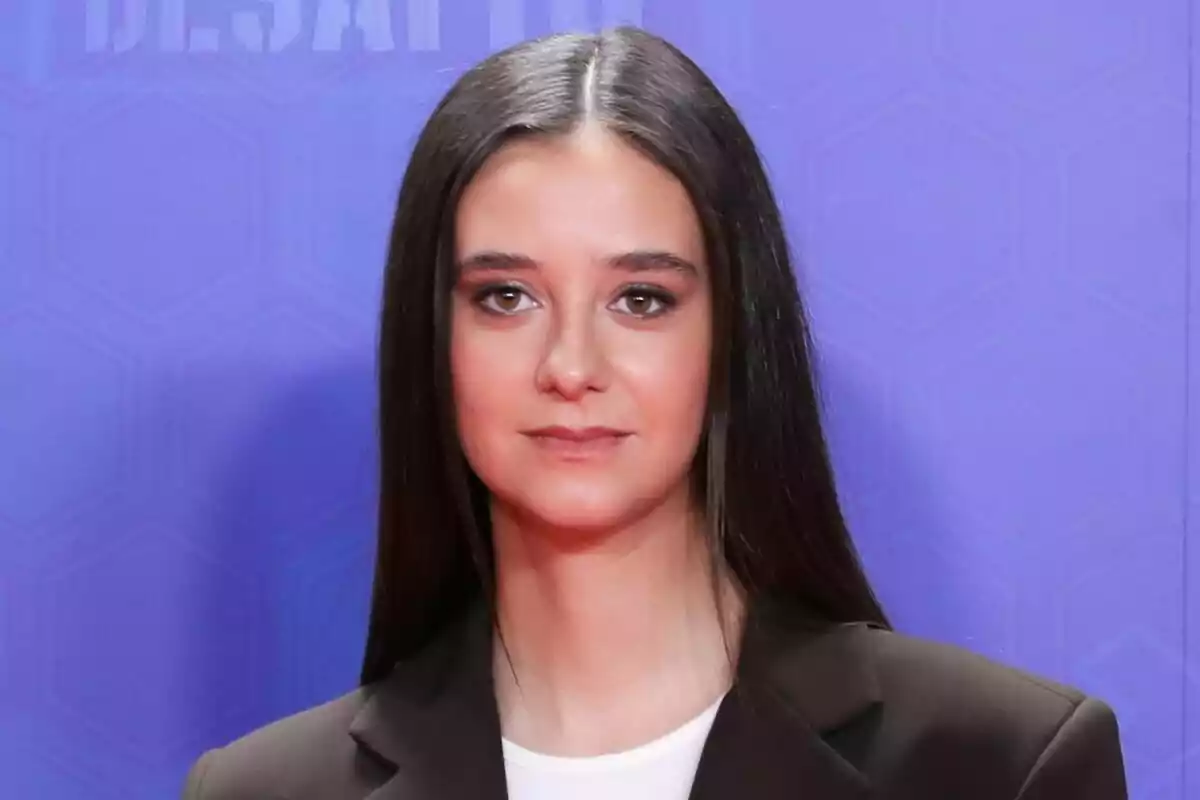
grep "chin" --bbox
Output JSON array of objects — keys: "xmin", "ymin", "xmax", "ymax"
[
  {"xmin": 517, "ymin": 495, "xmax": 636, "ymax": 534},
  {"xmin": 478, "ymin": 457, "xmax": 695, "ymax": 540},
  {"xmin": 495, "ymin": 478, "xmax": 658, "ymax": 537}
]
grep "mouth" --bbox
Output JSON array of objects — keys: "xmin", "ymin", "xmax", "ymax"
[
  {"xmin": 522, "ymin": 426, "xmax": 632, "ymax": 457},
  {"xmin": 523, "ymin": 426, "xmax": 633, "ymax": 442}
]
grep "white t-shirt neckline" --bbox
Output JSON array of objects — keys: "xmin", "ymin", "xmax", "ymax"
[{"xmin": 501, "ymin": 692, "xmax": 727, "ymax": 773}]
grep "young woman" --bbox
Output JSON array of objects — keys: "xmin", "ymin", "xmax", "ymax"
[{"xmin": 184, "ymin": 27, "xmax": 1127, "ymax": 800}]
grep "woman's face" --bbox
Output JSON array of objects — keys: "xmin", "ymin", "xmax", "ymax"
[{"xmin": 451, "ymin": 126, "xmax": 712, "ymax": 534}]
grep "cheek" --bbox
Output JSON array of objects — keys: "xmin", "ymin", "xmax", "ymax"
[
  {"xmin": 612, "ymin": 320, "xmax": 711, "ymax": 448},
  {"xmin": 450, "ymin": 317, "xmax": 532, "ymax": 459}
]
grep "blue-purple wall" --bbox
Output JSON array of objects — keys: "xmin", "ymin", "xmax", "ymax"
[{"xmin": 0, "ymin": 2, "xmax": 1194, "ymax": 797}]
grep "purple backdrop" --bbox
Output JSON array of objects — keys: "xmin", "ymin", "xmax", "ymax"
[{"xmin": 0, "ymin": 1, "xmax": 1194, "ymax": 797}]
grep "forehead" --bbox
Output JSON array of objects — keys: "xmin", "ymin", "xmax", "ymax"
[{"xmin": 454, "ymin": 127, "xmax": 706, "ymax": 266}]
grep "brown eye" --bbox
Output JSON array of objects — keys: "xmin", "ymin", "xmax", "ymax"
[
  {"xmin": 493, "ymin": 288, "xmax": 522, "ymax": 312},
  {"xmin": 611, "ymin": 287, "xmax": 676, "ymax": 318},
  {"xmin": 476, "ymin": 285, "xmax": 537, "ymax": 315},
  {"xmin": 626, "ymin": 293, "xmax": 654, "ymax": 315}
]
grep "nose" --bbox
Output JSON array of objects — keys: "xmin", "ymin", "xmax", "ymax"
[{"xmin": 535, "ymin": 304, "xmax": 609, "ymax": 400}]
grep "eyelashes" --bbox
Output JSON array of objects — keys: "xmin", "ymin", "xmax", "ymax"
[
  {"xmin": 611, "ymin": 285, "xmax": 679, "ymax": 318},
  {"xmin": 472, "ymin": 284, "xmax": 537, "ymax": 315},
  {"xmin": 469, "ymin": 282, "xmax": 679, "ymax": 319}
]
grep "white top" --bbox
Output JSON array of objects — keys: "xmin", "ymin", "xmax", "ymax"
[{"xmin": 502, "ymin": 694, "xmax": 726, "ymax": 800}]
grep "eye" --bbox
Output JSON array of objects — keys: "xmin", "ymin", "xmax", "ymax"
[
  {"xmin": 610, "ymin": 287, "xmax": 676, "ymax": 318},
  {"xmin": 475, "ymin": 284, "xmax": 538, "ymax": 315}
]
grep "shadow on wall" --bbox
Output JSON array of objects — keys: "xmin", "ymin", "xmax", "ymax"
[
  {"xmin": 814, "ymin": 345, "xmax": 999, "ymax": 658},
  {"xmin": 174, "ymin": 358, "xmax": 377, "ymax": 780}
]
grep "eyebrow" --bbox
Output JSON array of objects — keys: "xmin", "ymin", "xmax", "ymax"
[{"xmin": 456, "ymin": 249, "xmax": 701, "ymax": 277}]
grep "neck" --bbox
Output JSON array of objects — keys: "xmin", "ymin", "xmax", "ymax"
[{"xmin": 490, "ymin": 494, "xmax": 744, "ymax": 756}]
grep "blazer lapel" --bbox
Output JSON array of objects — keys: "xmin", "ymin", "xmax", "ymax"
[
  {"xmin": 688, "ymin": 602, "xmax": 883, "ymax": 800},
  {"xmin": 350, "ymin": 602, "xmax": 509, "ymax": 800},
  {"xmin": 348, "ymin": 599, "xmax": 882, "ymax": 800}
]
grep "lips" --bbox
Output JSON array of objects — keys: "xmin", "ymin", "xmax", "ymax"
[
  {"xmin": 523, "ymin": 426, "xmax": 632, "ymax": 442},
  {"xmin": 522, "ymin": 426, "xmax": 632, "ymax": 457}
]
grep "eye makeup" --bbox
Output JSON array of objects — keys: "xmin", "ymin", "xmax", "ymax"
[
  {"xmin": 609, "ymin": 284, "xmax": 679, "ymax": 318},
  {"xmin": 470, "ymin": 282, "xmax": 539, "ymax": 316}
]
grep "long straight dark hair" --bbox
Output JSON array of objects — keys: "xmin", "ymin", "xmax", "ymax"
[{"xmin": 360, "ymin": 26, "xmax": 888, "ymax": 685}]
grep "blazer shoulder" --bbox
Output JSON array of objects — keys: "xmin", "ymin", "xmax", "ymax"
[
  {"xmin": 182, "ymin": 686, "xmax": 380, "ymax": 800},
  {"xmin": 862, "ymin": 627, "xmax": 1124, "ymax": 795},
  {"xmin": 869, "ymin": 626, "xmax": 1086, "ymax": 711}
]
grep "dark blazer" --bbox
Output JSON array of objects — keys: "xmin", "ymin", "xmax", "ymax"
[{"xmin": 182, "ymin": 600, "xmax": 1127, "ymax": 799}]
